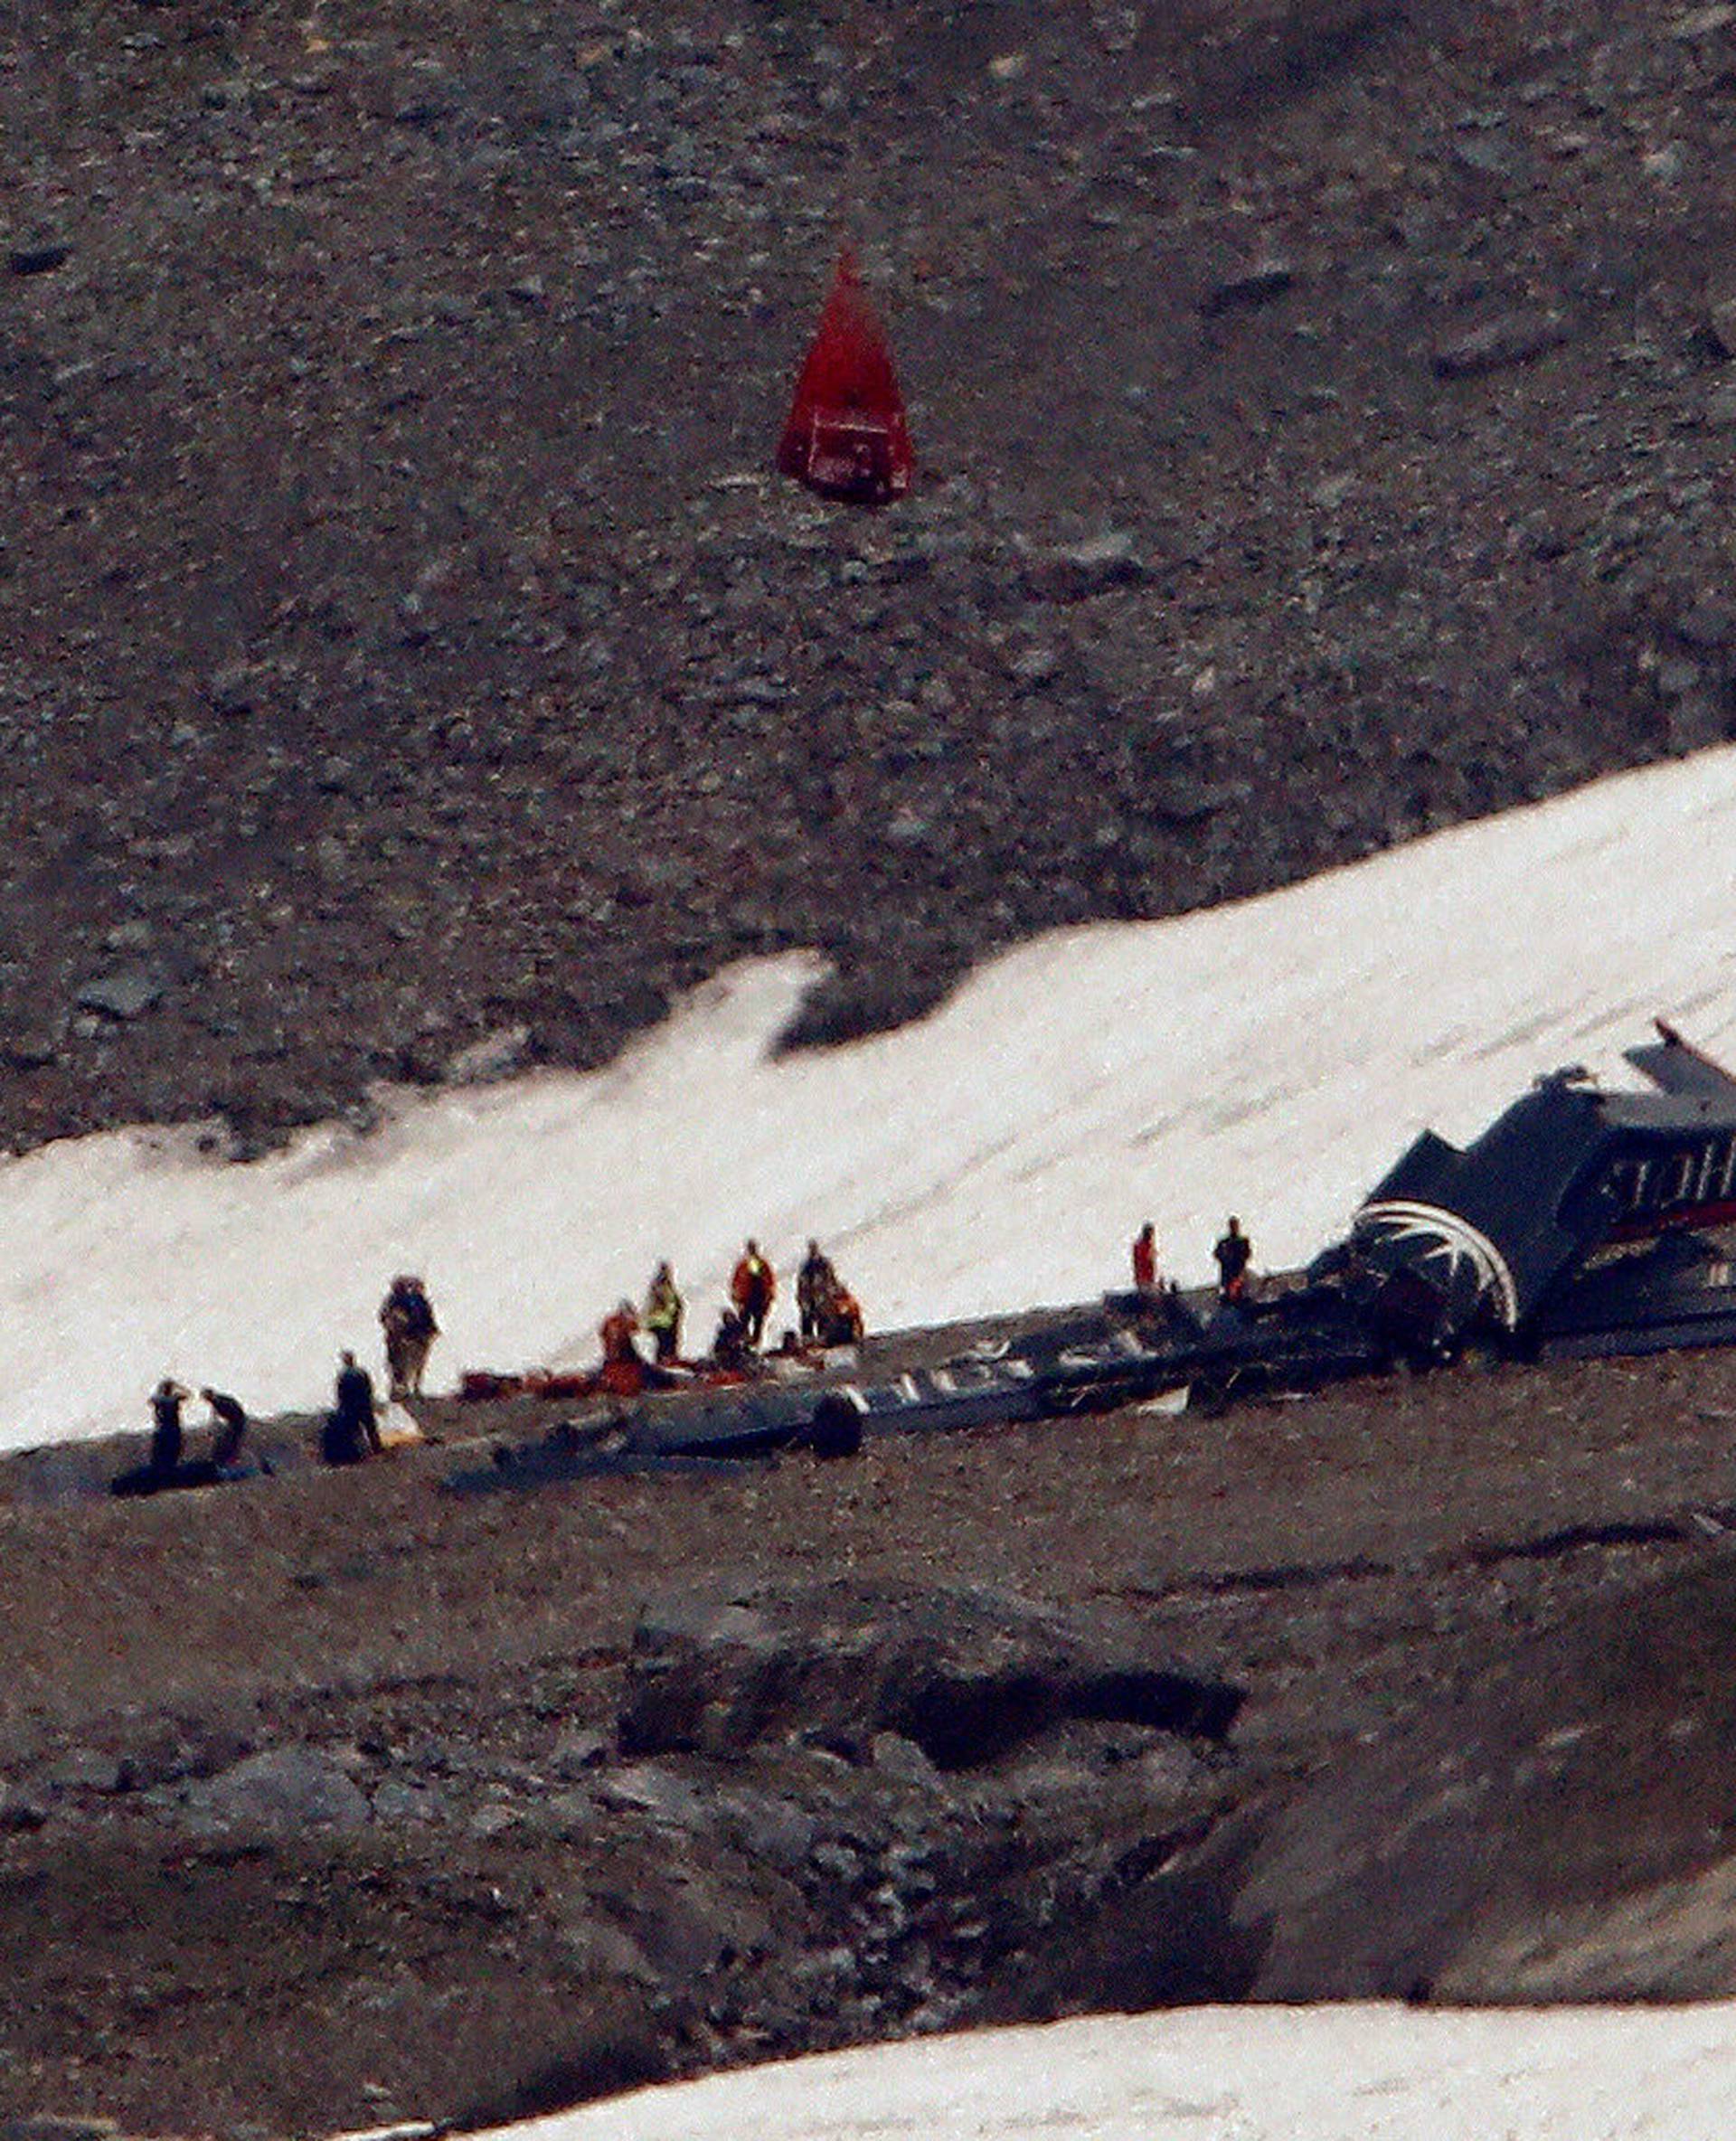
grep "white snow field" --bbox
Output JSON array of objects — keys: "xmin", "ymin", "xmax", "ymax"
[
  {"xmin": 5, "ymin": 741, "xmax": 1736, "ymax": 1452},
  {"xmin": 486, "ymin": 2001, "xmax": 1736, "ymax": 2141}
]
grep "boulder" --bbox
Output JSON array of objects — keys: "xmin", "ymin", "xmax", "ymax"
[
  {"xmin": 1432, "ymin": 311, "xmax": 1570, "ymax": 379},
  {"xmin": 75, "ymin": 966, "xmax": 166, "ymax": 1022},
  {"xmin": 594, "ymin": 1762, "xmax": 716, "ymax": 1831},
  {"xmin": 1023, "ymin": 531, "xmax": 1147, "ymax": 604},
  {"xmin": 179, "ymin": 1744, "xmax": 371, "ymax": 1835},
  {"xmin": 28, "ymin": 1750, "xmax": 127, "ymax": 1797},
  {"xmin": 1675, "ymin": 598, "xmax": 1736, "ymax": 649},
  {"xmin": 617, "ymin": 1581, "xmax": 1241, "ymax": 1770},
  {"xmin": 445, "ymin": 1023, "xmax": 533, "ymax": 1086},
  {"xmin": 552, "ymin": 1724, "xmax": 612, "ymax": 1777},
  {"xmin": 1200, "ymin": 259, "xmax": 1296, "ymax": 318},
  {"xmin": 0, "ymin": 1783, "xmax": 49, "ymax": 1832}
]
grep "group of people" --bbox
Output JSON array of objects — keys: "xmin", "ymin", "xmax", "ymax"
[
  {"xmin": 746, "ymin": 1239, "xmax": 863, "ymax": 1348},
  {"xmin": 318, "ymin": 1276, "xmax": 445, "ymax": 1464},
  {"xmin": 714, "ymin": 1237, "xmax": 864, "ymax": 1362},
  {"xmin": 125, "ymin": 1273, "xmax": 439, "ymax": 1490},
  {"xmin": 323, "ymin": 1274, "xmax": 440, "ymax": 1464},
  {"xmin": 128, "ymin": 1241, "xmax": 875, "ymax": 1489},
  {"xmin": 315, "ymin": 1274, "xmax": 446, "ymax": 1467},
  {"xmin": 600, "ymin": 1239, "xmax": 867, "ymax": 1386},
  {"xmin": 112, "ymin": 1380, "xmax": 251, "ymax": 1496},
  {"xmin": 1130, "ymin": 1216, "xmax": 1256, "ymax": 1306},
  {"xmin": 123, "ymin": 1220, "xmax": 1269, "ymax": 1495}
]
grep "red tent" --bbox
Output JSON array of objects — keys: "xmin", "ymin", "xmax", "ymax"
[{"xmin": 777, "ymin": 249, "xmax": 913, "ymax": 505}]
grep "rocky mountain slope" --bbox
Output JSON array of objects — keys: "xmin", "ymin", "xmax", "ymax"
[
  {"xmin": 5, "ymin": 0, "xmax": 1736, "ymax": 1151},
  {"xmin": 6, "ymin": 1345, "xmax": 1736, "ymax": 2136}
]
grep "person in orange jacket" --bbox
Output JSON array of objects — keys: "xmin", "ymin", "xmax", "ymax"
[
  {"xmin": 599, "ymin": 1299, "xmax": 640, "ymax": 1363},
  {"xmin": 816, "ymin": 1283, "xmax": 864, "ymax": 1347},
  {"xmin": 731, "ymin": 1239, "xmax": 777, "ymax": 1349}
]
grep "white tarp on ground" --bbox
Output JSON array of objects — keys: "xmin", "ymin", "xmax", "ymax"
[
  {"xmin": 4, "ymin": 742, "xmax": 1736, "ymax": 1450},
  {"xmin": 477, "ymin": 2001, "xmax": 1736, "ymax": 2141}
]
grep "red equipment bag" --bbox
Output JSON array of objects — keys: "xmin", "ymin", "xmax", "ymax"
[{"xmin": 777, "ymin": 249, "xmax": 913, "ymax": 505}]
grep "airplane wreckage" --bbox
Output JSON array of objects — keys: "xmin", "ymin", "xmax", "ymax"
[{"xmin": 451, "ymin": 1021, "xmax": 1736, "ymax": 1495}]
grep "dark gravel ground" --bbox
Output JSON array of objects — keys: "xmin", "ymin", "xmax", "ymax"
[
  {"xmin": 11, "ymin": 3, "xmax": 1736, "ymax": 2134},
  {"xmin": 7, "ymin": 1342, "xmax": 1736, "ymax": 2136},
  {"xmin": 5, "ymin": 0, "xmax": 1736, "ymax": 1152}
]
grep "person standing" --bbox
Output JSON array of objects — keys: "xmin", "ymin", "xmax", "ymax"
[
  {"xmin": 1131, "ymin": 1221, "xmax": 1158, "ymax": 1294},
  {"xmin": 797, "ymin": 1240, "xmax": 838, "ymax": 1344},
  {"xmin": 1213, "ymin": 1216, "xmax": 1253, "ymax": 1306},
  {"xmin": 109, "ymin": 1381, "xmax": 191, "ymax": 1497},
  {"xmin": 149, "ymin": 1379, "xmax": 189, "ymax": 1480},
  {"xmin": 324, "ymin": 1349, "xmax": 380, "ymax": 1465},
  {"xmin": 380, "ymin": 1275, "xmax": 439, "ymax": 1399},
  {"xmin": 200, "ymin": 1387, "xmax": 249, "ymax": 1470},
  {"xmin": 731, "ymin": 1239, "xmax": 777, "ymax": 1350},
  {"xmin": 643, "ymin": 1261, "xmax": 684, "ymax": 1363}
]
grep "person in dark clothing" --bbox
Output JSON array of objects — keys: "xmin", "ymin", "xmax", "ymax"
[
  {"xmin": 711, "ymin": 1306, "xmax": 752, "ymax": 1372},
  {"xmin": 1213, "ymin": 1216, "xmax": 1253, "ymax": 1305},
  {"xmin": 324, "ymin": 1349, "xmax": 380, "ymax": 1466},
  {"xmin": 797, "ymin": 1240, "xmax": 838, "ymax": 1344},
  {"xmin": 201, "ymin": 1387, "xmax": 248, "ymax": 1470},
  {"xmin": 149, "ymin": 1379, "xmax": 188, "ymax": 1478},
  {"xmin": 112, "ymin": 1379, "xmax": 194, "ymax": 1496}
]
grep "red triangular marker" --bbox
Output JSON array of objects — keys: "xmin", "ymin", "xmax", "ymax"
[{"xmin": 777, "ymin": 249, "xmax": 913, "ymax": 505}]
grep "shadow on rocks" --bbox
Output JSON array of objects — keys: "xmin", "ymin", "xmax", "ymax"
[{"xmin": 451, "ymin": 2001, "xmax": 670, "ymax": 2133}]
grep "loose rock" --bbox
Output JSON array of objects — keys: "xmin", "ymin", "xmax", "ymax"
[
  {"xmin": 1432, "ymin": 311, "xmax": 1571, "ymax": 379},
  {"xmin": 75, "ymin": 967, "xmax": 166, "ymax": 1022},
  {"xmin": 179, "ymin": 1745, "xmax": 372, "ymax": 1835},
  {"xmin": 617, "ymin": 1581, "xmax": 1241, "ymax": 1769},
  {"xmin": 1201, "ymin": 259, "xmax": 1297, "ymax": 317},
  {"xmin": 1024, "ymin": 532, "xmax": 1146, "ymax": 604}
]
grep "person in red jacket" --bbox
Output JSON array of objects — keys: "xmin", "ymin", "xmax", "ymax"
[
  {"xmin": 1131, "ymin": 1221, "xmax": 1158, "ymax": 1294},
  {"xmin": 731, "ymin": 1240, "xmax": 777, "ymax": 1349},
  {"xmin": 598, "ymin": 1299, "xmax": 645, "ymax": 1395}
]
